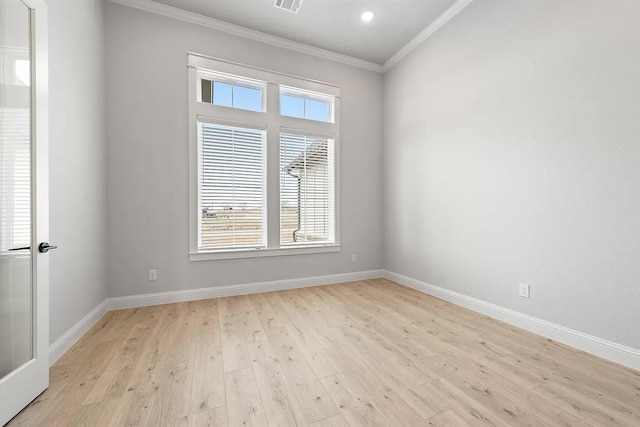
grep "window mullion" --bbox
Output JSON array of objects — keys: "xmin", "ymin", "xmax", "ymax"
[{"xmin": 265, "ymin": 82, "xmax": 281, "ymax": 250}]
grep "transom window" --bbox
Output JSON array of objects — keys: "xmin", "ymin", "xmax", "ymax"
[
  {"xmin": 280, "ymin": 86, "xmax": 334, "ymax": 123},
  {"xmin": 200, "ymin": 72, "xmax": 265, "ymax": 112},
  {"xmin": 188, "ymin": 54, "xmax": 341, "ymax": 260}
]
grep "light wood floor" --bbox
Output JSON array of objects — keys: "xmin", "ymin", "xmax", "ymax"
[{"xmin": 7, "ymin": 279, "xmax": 640, "ymax": 426}]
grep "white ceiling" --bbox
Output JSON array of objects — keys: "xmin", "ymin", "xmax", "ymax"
[{"xmin": 151, "ymin": 0, "xmax": 459, "ymax": 65}]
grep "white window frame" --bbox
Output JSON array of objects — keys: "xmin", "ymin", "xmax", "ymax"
[{"xmin": 188, "ymin": 53, "xmax": 341, "ymax": 261}]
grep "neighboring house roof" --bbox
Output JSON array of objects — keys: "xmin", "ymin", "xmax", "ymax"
[{"xmin": 285, "ymin": 139, "xmax": 328, "ymax": 172}]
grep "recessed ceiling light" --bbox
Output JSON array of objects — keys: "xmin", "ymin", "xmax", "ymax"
[{"xmin": 361, "ymin": 10, "xmax": 375, "ymax": 22}]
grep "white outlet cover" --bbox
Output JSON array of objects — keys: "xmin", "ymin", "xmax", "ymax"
[{"xmin": 519, "ymin": 283, "xmax": 530, "ymax": 298}]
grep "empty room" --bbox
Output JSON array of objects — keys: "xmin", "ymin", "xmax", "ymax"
[{"xmin": 1, "ymin": 0, "xmax": 639, "ymax": 425}]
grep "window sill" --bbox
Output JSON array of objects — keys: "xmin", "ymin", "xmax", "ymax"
[{"xmin": 189, "ymin": 244, "xmax": 341, "ymax": 261}]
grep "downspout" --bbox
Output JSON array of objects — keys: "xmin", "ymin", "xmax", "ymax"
[{"xmin": 286, "ymin": 168, "xmax": 301, "ymax": 242}]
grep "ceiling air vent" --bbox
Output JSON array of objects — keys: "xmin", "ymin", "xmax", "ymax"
[{"xmin": 273, "ymin": 0, "xmax": 303, "ymax": 14}]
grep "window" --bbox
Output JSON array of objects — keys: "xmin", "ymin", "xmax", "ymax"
[
  {"xmin": 198, "ymin": 122, "xmax": 265, "ymax": 250},
  {"xmin": 280, "ymin": 133, "xmax": 334, "ymax": 245},
  {"xmin": 200, "ymin": 72, "xmax": 265, "ymax": 112},
  {"xmin": 280, "ymin": 86, "xmax": 333, "ymax": 123},
  {"xmin": 188, "ymin": 54, "xmax": 340, "ymax": 261},
  {"xmin": 188, "ymin": 54, "xmax": 341, "ymax": 260}
]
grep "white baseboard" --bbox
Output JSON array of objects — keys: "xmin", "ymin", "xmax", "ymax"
[
  {"xmin": 48, "ymin": 300, "xmax": 108, "ymax": 366},
  {"xmin": 107, "ymin": 269, "xmax": 384, "ymax": 310},
  {"xmin": 50, "ymin": 269, "xmax": 640, "ymax": 372},
  {"xmin": 48, "ymin": 270, "xmax": 383, "ymax": 366},
  {"xmin": 384, "ymin": 270, "xmax": 640, "ymax": 372}
]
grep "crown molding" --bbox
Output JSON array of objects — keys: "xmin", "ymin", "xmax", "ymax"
[
  {"xmin": 108, "ymin": 0, "xmax": 384, "ymax": 73},
  {"xmin": 383, "ymin": 0, "xmax": 474, "ymax": 72}
]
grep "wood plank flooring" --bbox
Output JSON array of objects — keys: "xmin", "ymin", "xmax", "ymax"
[{"xmin": 7, "ymin": 279, "xmax": 640, "ymax": 426}]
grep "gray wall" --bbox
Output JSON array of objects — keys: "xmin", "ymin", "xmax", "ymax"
[
  {"xmin": 383, "ymin": 0, "xmax": 640, "ymax": 349},
  {"xmin": 105, "ymin": 3, "xmax": 383, "ymax": 297},
  {"xmin": 49, "ymin": 0, "xmax": 107, "ymax": 344}
]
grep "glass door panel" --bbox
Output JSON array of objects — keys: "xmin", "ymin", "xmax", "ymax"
[{"xmin": 0, "ymin": 0, "xmax": 33, "ymax": 379}]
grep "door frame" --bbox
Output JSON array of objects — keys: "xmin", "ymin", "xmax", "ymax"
[{"xmin": 0, "ymin": 0, "xmax": 49, "ymax": 424}]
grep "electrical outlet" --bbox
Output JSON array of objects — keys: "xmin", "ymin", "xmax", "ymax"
[
  {"xmin": 351, "ymin": 254, "xmax": 357, "ymax": 263},
  {"xmin": 149, "ymin": 269, "xmax": 157, "ymax": 281},
  {"xmin": 519, "ymin": 283, "xmax": 530, "ymax": 298}
]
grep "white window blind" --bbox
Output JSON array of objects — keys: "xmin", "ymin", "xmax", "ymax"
[
  {"xmin": 198, "ymin": 122, "xmax": 265, "ymax": 250},
  {"xmin": 280, "ymin": 133, "xmax": 334, "ymax": 245},
  {"xmin": 0, "ymin": 107, "xmax": 31, "ymax": 253}
]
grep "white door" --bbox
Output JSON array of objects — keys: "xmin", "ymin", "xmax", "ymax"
[{"xmin": 0, "ymin": 0, "xmax": 50, "ymax": 424}]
